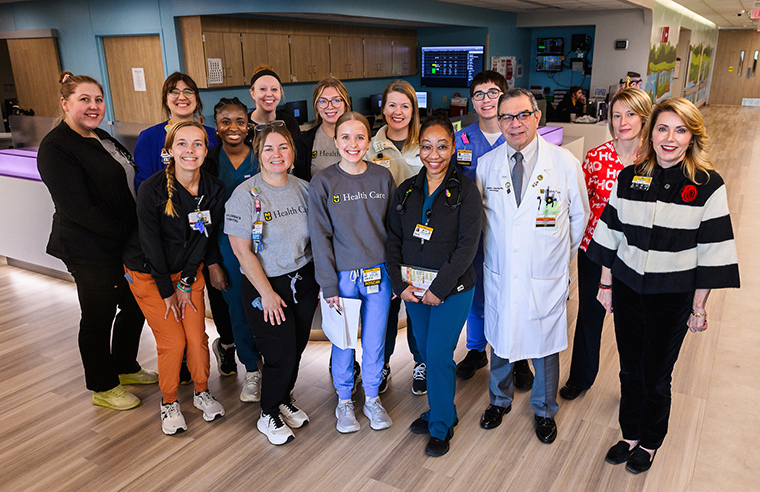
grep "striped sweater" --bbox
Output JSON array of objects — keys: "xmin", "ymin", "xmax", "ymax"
[{"xmin": 586, "ymin": 163, "xmax": 739, "ymax": 294}]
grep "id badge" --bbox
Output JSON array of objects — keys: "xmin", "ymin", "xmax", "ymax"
[
  {"xmin": 536, "ymin": 190, "xmax": 559, "ymax": 228},
  {"xmin": 373, "ymin": 158, "xmax": 391, "ymax": 168},
  {"xmin": 362, "ymin": 267, "xmax": 381, "ymax": 294},
  {"xmin": 413, "ymin": 224, "xmax": 434, "ymax": 241},
  {"xmin": 456, "ymin": 150, "xmax": 472, "ymax": 166},
  {"xmin": 188, "ymin": 210, "xmax": 212, "ymax": 226},
  {"xmin": 252, "ymin": 221, "xmax": 263, "ymax": 241},
  {"xmin": 631, "ymin": 176, "xmax": 652, "ymax": 191}
]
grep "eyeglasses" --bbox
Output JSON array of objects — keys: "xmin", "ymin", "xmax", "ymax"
[
  {"xmin": 168, "ymin": 89, "xmax": 196, "ymax": 98},
  {"xmin": 254, "ymin": 120, "xmax": 285, "ymax": 133},
  {"xmin": 472, "ymin": 89, "xmax": 501, "ymax": 101},
  {"xmin": 317, "ymin": 97, "xmax": 344, "ymax": 108},
  {"xmin": 420, "ymin": 144, "xmax": 452, "ymax": 155},
  {"xmin": 497, "ymin": 110, "xmax": 537, "ymax": 124}
]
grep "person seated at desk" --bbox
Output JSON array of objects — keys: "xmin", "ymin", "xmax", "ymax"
[{"xmin": 555, "ymin": 86, "xmax": 587, "ymax": 122}]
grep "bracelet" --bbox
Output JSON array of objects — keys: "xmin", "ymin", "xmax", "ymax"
[
  {"xmin": 691, "ymin": 310, "xmax": 707, "ymax": 319},
  {"xmin": 177, "ymin": 281, "xmax": 191, "ymax": 293},
  {"xmin": 598, "ymin": 283, "xmax": 612, "ymax": 290}
]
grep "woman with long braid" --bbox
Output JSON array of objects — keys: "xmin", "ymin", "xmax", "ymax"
[{"xmin": 124, "ymin": 121, "xmax": 227, "ymax": 435}]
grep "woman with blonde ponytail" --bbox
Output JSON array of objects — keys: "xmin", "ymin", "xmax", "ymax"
[
  {"xmin": 123, "ymin": 121, "xmax": 228, "ymax": 435},
  {"xmin": 38, "ymin": 71, "xmax": 155, "ymax": 411}
]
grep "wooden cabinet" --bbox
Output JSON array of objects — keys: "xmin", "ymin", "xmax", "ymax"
[
  {"xmin": 364, "ymin": 37, "xmax": 393, "ymax": 79},
  {"xmin": 330, "ymin": 36, "xmax": 364, "ymax": 80},
  {"xmin": 289, "ymin": 35, "xmax": 330, "ymax": 83},
  {"xmin": 392, "ymin": 37, "xmax": 417, "ymax": 76},
  {"xmin": 203, "ymin": 32, "xmax": 244, "ymax": 87},
  {"xmin": 242, "ymin": 33, "xmax": 291, "ymax": 86}
]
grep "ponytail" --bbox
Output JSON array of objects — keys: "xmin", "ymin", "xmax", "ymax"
[{"xmin": 162, "ymin": 120, "xmax": 208, "ymax": 217}]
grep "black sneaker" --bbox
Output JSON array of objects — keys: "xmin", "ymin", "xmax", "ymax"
[
  {"xmin": 379, "ymin": 364, "xmax": 391, "ymax": 393},
  {"xmin": 179, "ymin": 355, "xmax": 192, "ymax": 385},
  {"xmin": 412, "ymin": 362, "xmax": 427, "ymax": 395},
  {"xmin": 456, "ymin": 349, "xmax": 488, "ymax": 379},
  {"xmin": 212, "ymin": 338, "xmax": 238, "ymax": 376}
]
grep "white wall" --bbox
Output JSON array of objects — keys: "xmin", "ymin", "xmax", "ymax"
[{"xmin": 517, "ymin": 9, "xmax": 652, "ymax": 99}]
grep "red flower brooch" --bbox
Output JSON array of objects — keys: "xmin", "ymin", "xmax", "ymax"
[{"xmin": 681, "ymin": 185, "xmax": 698, "ymax": 202}]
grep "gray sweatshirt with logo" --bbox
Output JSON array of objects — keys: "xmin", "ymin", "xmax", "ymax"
[{"xmin": 308, "ymin": 163, "xmax": 396, "ymax": 298}]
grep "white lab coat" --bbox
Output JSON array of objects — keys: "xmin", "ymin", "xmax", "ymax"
[{"xmin": 476, "ymin": 135, "xmax": 589, "ymax": 361}]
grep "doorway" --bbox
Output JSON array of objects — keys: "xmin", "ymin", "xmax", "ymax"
[
  {"xmin": 710, "ymin": 30, "xmax": 760, "ymax": 105},
  {"xmin": 102, "ymin": 35, "xmax": 165, "ymax": 124},
  {"xmin": 673, "ymin": 28, "xmax": 691, "ymax": 99}
]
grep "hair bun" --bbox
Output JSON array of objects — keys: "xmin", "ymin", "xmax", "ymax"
[{"xmin": 59, "ymin": 71, "xmax": 74, "ymax": 85}]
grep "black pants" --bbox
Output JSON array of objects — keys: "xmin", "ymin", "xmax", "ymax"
[
  {"xmin": 241, "ymin": 262, "xmax": 319, "ymax": 416},
  {"xmin": 566, "ymin": 249, "xmax": 609, "ymax": 389},
  {"xmin": 202, "ymin": 264, "xmax": 234, "ymax": 345},
  {"xmin": 66, "ymin": 260, "xmax": 144, "ymax": 392},
  {"xmin": 612, "ymin": 278, "xmax": 693, "ymax": 450},
  {"xmin": 384, "ymin": 295, "xmax": 422, "ymax": 364}
]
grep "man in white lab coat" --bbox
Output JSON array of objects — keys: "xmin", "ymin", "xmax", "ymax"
[{"xmin": 475, "ymin": 88, "xmax": 588, "ymax": 444}]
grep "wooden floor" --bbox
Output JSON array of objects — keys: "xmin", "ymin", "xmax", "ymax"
[{"xmin": 1, "ymin": 105, "xmax": 757, "ymax": 492}]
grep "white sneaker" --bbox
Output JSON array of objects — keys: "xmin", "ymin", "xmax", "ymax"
[
  {"xmin": 335, "ymin": 399, "xmax": 361, "ymax": 433},
  {"xmin": 240, "ymin": 370, "xmax": 262, "ymax": 402},
  {"xmin": 161, "ymin": 401, "xmax": 187, "ymax": 435},
  {"xmin": 279, "ymin": 398, "xmax": 309, "ymax": 428},
  {"xmin": 193, "ymin": 390, "xmax": 225, "ymax": 421},
  {"xmin": 363, "ymin": 396, "xmax": 393, "ymax": 430},
  {"xmin": 257, "ymin": 412, "xmax": 295, "ymax": 445}
]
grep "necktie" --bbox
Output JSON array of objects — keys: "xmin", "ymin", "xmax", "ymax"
[{"xmin": 512, "ymin": 151, "xmax": 524, "ymax": 206}]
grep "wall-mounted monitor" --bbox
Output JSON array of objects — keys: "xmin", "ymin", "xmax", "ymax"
[
  {"xmin": 536, "ymin": 55, "xmax": 563, "ymax": 73},
  {"xmin": 537, "ymin": 38, "xmax": 564, "ymax": 55},
  {"xmin": 420, "ymin": 46, "xmax": 484, "ymax": 88},
  {"xmin": 415, "ymin": 91, "xmax": 428, "ymax": 109}
]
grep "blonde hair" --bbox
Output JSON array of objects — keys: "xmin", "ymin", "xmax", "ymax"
[
  {"xmin": 381, "ymin": 80, "xmax": 420, "ymax": 153},
  {"xmin": 636, "ymin": 97, "xmax": 713, "ymax": 185},
  {"xmin": 334, "ymin": 111, "xmax": 371, "ymax": 140},
  {"xmin": 608, "ymin": 87, "xmax": 652, "ymax": 138},
  {"xmin": 58, "ymin": 71, "xmax": 103, "ymax": 118},
  {"xmin": 313, "ymin": 77, "xmax": 351, "ymax": 126},
  {"xmin": 163, "ymin": 121, "xmax": 208, "ymax": 217}
]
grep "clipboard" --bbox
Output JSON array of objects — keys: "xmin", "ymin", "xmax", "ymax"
[{"xmin": 319, "ymin": 293, "xmax": 362, "ymax": 350}]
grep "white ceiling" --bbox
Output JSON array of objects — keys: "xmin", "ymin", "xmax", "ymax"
[{"xmin": 437, "ymin": 0, "xmax": 760, "ymax": 28}]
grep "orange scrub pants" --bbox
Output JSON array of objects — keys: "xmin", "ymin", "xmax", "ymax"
[{"xmin": 125, "ymin": 266, "xmax": 209, "ymax": 403}]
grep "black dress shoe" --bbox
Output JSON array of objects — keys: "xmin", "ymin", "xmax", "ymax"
[
  {"xmin": 626, "ymin": 448, "xmax": 656, "ymax": 474},
  {"xmin": 605, "ymin": 441, "xmax": 637, "ymax": 464},
  {"xmin": 456, "ymin": 349, "xmax": 488, "ymax": 379},
  {"xmin": 534, "ymin": 415, "xmax": 557, "ymax": 444},
  {"xmin": 480, "ymin": 404, "xmax": 511, "ymax": 429},
  {"xmin": 410, "ymin": 417, "xmax": 429, "ymax": 435},
  {"xmin": 513, "ymin": 360, "xmax": 534, "ymax": 390},
  {"xmin": 559, "ymin": 383, "xmax": 584, "ymax": 400},
  {"xmin": 425, "ymin": 436, "xmax": 451, "ymax": 457}
]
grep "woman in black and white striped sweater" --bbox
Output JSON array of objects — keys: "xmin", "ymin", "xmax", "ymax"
[{"xmin": 586, "ymin": 97, "xmax": 740, "ymax": 474}]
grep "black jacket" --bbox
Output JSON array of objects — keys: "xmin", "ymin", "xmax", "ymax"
[
  {"xmin": 293, "ymin": 124, "xmax": 319, "ymax": 181},
  {"xmin": 37, "ymin": 121, "xmax": 138, "ymax": 265},
  {"xmin": 386, "ymin": 165, "xmax": 483, "ymax": 300},
  {"xmin": 123, "ymin": 169, "xmax": 226, "ymax": 298}
]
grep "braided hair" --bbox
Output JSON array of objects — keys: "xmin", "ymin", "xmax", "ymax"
[{"xmin": 163, "ymin": 121, "xmax": 209, "ymax": 216}]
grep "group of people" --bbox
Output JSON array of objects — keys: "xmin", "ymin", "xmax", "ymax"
[{"xmin": 37, "ymin": 64, "xmax": 739, "ymax": 469}]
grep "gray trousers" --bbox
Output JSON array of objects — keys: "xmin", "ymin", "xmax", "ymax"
[{"xmin": 489, "ymin": 349, "xmax": 560, "ymax": 418}]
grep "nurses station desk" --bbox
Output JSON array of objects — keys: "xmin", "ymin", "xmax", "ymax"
[{"xmin": 0, "ymin": 148, "xmax": 68, "ymax": 276}]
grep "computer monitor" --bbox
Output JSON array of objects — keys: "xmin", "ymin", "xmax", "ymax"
[
  {"xmin": 283, "ymin": 100, "xmax": 309, "ymax": 125},
  {"xmin": 536, "ymin": 55, "xmax": 563, "ymax": 73},
  {"xmin": 369, "ymin": 93, "xmax": 383, "ymax": 116},
  {"xmin": 537, "ymin": 38, "xmax": 564, "ymax": 55},
  {"xmin": 415, "ymin": 91, "xmax": 428, "ymax": 109},
  {"xmin": 420, "ymin": 46, "xmax": 485, "ymax": 88}
]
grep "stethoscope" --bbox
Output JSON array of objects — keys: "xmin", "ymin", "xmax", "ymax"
[{"xmin": 396, "ymin": 169, "xmax": 462, "ymax": 215}]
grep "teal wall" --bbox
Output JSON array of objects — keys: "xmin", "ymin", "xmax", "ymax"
[
  {"xmin": 0, "ymin": 0, "xmax": 531, "ymax": 122},
  {"xmin": 527, "ymin": 25, "xmax": 595, "ymax": 98}
]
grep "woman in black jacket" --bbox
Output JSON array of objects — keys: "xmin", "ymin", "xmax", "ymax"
[
  {"xmin": 123, "ymin": 121, "xmax": 227, "ymax": 435},
  {"xmin": 37, "ymin": 71, "xmax": 156, "ymax": 411},
  {"xmin": 386, "ymin": 114, "xmax": 483, "ymax": 457}
]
